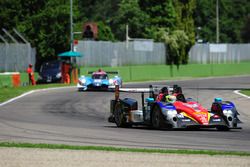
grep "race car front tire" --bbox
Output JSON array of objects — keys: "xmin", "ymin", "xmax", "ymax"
[
  {"xmin": 114, "ymin": 102, "xmax": 128, "ymax": 128},
  {"xmin": 152, "ymin": 106, "xmax": 165, "ymax": 129}
]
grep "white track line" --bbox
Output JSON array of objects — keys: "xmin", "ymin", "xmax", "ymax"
[
  {"xmin": 234, "ymin": 90, "xmax": 250, "ymax": 99},
  {"xmin": 0, "ymin": 91, "xmax": 35, "ymax": 107},
  {"xmin": 0, "ymin": 86, "xmax": 75, "ymax": 107}
]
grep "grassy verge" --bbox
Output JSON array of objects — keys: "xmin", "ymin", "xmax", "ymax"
[
  {"xmin": 0, "ymin": 72, "xmax": 38, "ymax": 88},
  {"xmin": 0, "ymin": 83, "xmax": 73, "ymax": 103},
  {"xmin": 0, "ymin": 142, "xmax": 249, "ymax": 156},
  {"xmin": 1, "ymin": 62, "xmax": 250, "ymax": 103},
  {"xmin": 240, "ymin": 90, "xmax": 250, "ymax": 96},
  {"xmin": 80, "ymin": 62, "xmax": 250, "ymax": 82}
]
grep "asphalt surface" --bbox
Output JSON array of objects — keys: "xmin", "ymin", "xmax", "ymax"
[{"xmin": 0, "ymin": 75, "xmax": 250, "ymax": 152}]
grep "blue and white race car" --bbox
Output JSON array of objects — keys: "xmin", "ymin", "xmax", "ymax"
[{"xmin": 77, "ymin": 69, "xmax": 122, "ymax": 91}]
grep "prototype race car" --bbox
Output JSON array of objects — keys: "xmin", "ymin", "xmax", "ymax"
[
  {"xmin": 77, "ymin": 69, "xmax": 122, "ymax": 91},
  {"xmin": 108, "ymin": 85, "xmax": 242, "ymax": 131}
]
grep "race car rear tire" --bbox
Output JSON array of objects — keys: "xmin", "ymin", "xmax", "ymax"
[
  {"xmin": 114, "ymin": 102, "xmax": 127, "ymax": 128},
  {"xmin": 152, "ymin": 107, "xmax": 164, "ymax": 129}
]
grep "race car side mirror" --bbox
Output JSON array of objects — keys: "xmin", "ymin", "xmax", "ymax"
[{"xmin": 146, "ymin": 98, "xmax": 154, "ymax": 103}]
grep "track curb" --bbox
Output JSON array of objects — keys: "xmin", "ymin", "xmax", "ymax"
[
  {"xmin": 234, "ymin": 90, "xmax": 250, "ymax": 99},
  {"xmin": 0, "ymin": 86, "xmax": 75, "ymax": 107}
]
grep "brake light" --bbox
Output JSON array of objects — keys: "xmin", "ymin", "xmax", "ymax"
[{"xmin": 213, "ymin": 114, "xmax": 220, "ymax": 118}]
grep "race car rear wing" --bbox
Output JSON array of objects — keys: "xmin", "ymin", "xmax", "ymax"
[
  {"xmin": 114, "ymin": 85, "xmax": 171, "ymax": 98},
  {"xmin": 114, "ymin": 85, "xmax": 149, "ymax": 110},
  {"xmin": 114, "ymin": 84, "xmax": 180, "ymax": 101},
  {"xmin": 87, "ymin": 71, "xmax": 119, "ymax": 75},
  {"xmin": 106, "ymin": 71, "xmax": 119, "ymax": 75},
  {"xmin": 113, "ymin": 84, "xmax": 182, "ymax": 112}
]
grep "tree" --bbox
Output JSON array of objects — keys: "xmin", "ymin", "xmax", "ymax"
[
  {"xmin": 241, "ymin": 15, "xmax": 250, "ymax": 43},
  {"xmin": 141, "ymin": 0, "xmax": 195, "ymax": 64},
  {"xmin": 78, "ymin": 0, "xmax": 120, "ymax": 22},
  {"xmin": 155, "ymin": 28, "xmax": 189, "ymax": 76},
  {"xmin": 140, "ymin": 0, "xmax": 176, "ymax": 28},
  {"xmin": 0, "ymin": 0, "xmax": 22, "ymax": 33},
  {"xmin": 174, "ymin": 0, "xmax": 196, "ymax": 63},
  {"xmin": 78, "ymin": 0, "xmax": 120, "ymax": 38},
  {"xmin": 17, "ymin": 1, "xmax": 74, "ymax": 68},
  {"xmin": 97, "ymin": 22, "xmax": 115, "ymax": 41},
  {"xmin": 112, "ymin": 0, "xmax": 149, "ymax": 40},
  {"xmin": 194, "ymin": 0, "xmax": 250, "ymax": 43},
  {"xmin": 140, "ymin": 0, "xmax": 177, "ymax": 39}
]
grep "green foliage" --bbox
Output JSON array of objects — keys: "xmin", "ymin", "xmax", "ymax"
[
  {"xmin": 141, "ymin": 0, "xmax": 195, "ymax": 65},
  {"xmin": 97, "ymin": 22, "xmax": 115, "ymax": 41},
  {"xmin": 174, "ymin": 0, "xmax": 196, "ymax": 45},
  {"xmin": 0, "ymin": 0, "xmax": 81, "ymax": 68},
  {"xmin": 241, "ymin": 15, "xmax": 250, "ymax": 43},
  {"xmin": 78, "ymin": 0, "xmax": 120, "ymax": 22},
  {"xmin": 0, "ymin": 0, "xmax": 22, "ymax": 31},
  {"xmin": 1, "ymin": 0, "xmax": 249, "ymax": 67},
  {"xmin": 194, "ymin": 0, "xmax": 250, "ymax": 43},
  {"xmin": 141, "ymin": 0, "xmax": 177, "ymax": 39},
  {"xmin": 140, "ymin": 0, "xmax": 177, "ymax": 28},
  {"xmin": 155, "ymin": 28, "xmax": 190, "ymax": 67},
  {"xmin": 113, "ymin": 0, "xmax": 149, "ymax": 40},
  {"xmin": 20, "ymin": 0, "xmax": 74, "ymax": 59}
]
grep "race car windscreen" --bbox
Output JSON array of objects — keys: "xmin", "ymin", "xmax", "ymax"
[{"xmin": 92, "ymin": 74, "xmax": 108, "ymax": 79}]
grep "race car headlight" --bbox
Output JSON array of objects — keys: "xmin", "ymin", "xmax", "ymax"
[
  {"xmin": 81, "ymin": 79, "xmax": 86, "ymax": 84},
  {"xmin": 56, "ymin": 72, "xmax": 61, "ymax": 78},
  {"xmin": 167, "ymin": 109, "xmax": 177, "ymax": 115},
  {"xmin": 162, "ymin": 108, "xmax": 177, "ymax": 116},
  {"xmin": 78, "ymin": 78, "xmax": 86, "ymax": 85},
  {"xmin": 223, "ymin": 109, "xmax": 233, "ymax": 115},
  {"xmin": 109, "ymin": 79, "xmax": 114, "ymax": 85}
]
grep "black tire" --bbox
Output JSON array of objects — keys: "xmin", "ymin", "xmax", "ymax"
[
  {"xmin": 114, "ymin": 102, "xmax": 127, "ymax": 127},
  {"xmin": 152, "ymin": 107, "xmax": 164, "ymax": 129}
]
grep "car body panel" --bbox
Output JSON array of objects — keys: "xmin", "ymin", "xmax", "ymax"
[{"xmin": 174, "ymin": 101, "xmax": 210, "ymax": 125}]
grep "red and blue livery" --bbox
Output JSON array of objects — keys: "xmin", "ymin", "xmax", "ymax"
[{"xmin": 108, "ymin": 85, "xmax": 242, "ymax": 131}]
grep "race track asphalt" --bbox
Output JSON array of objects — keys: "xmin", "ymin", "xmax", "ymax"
[{"xmin": 0, "ymin": 76, "xmax": 250, "ymax": 152}]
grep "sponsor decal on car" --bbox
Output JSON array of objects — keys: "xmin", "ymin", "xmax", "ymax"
[
  {"xmin": 182, "ymin": 119, "xmax": 191, "ymax": 122},
  {"xmin": 213, "ymin": 118, "xmax": 221, "ymax": 122},
  {"xmin": 177, "ymin": 114, "xmax": 184, "ymax": 118}
]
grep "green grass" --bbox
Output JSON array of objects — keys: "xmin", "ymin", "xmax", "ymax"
[
  {"xmin": 0, "ymin": 142, "xmax": 249, "ymax": 156},
  {"xmin": 79, "ymin": 62, "xmax": 250, "ymax": 82},
  {"xmin": 1, "ymin": 62, "xmax": 250, "ymax": 87},
  {"xmin": 0, "ymin": 72, "xmax": 37, "ymax": 88},
  {"xmin": 0, "ymin": 83, "xmax": 73, "ymax": 103},
  {"xmin": 0, "ymin": 75, "xmax": 11, "ymax": 87},
  {"xmin": 240, "ymin": 90, "xmax": 250, "ymax": 96},
  {"xmin": 1, "ymin": 62, "xmax": 250, "ymax": 103}
]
